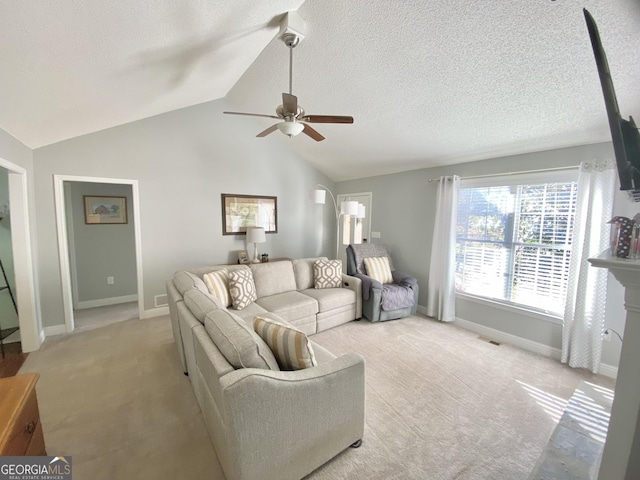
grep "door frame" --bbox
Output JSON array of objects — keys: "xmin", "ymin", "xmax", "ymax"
[
  {"xmin": 0, "ymin": 157, "xmax": 41, "ymax": 352},
  {"xmin": 54, "ymin": 175, "xmax": 143, "ymax": 333}
]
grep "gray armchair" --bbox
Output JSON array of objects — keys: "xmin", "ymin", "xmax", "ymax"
[{"xmin": 346, "ymin": 244, "xmax": 419, "ymax": 322}]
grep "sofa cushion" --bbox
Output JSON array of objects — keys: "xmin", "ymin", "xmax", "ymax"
[
  {"xmin": 293, "ymin": 257, "xmax": 328, "ymax": 290},
  {"xmin": 255, "ymin": 291, "xmax": 318, "ymax": 322},
  {"xmin": 228, "ymin": 269, "xmax": 258, "ymax": 310},
  {"xmin": 254, "ymin": 315, "xmax": 317, "ymax": 370},
  {"xmin": 250, "ymin": 261, "xmax": 297, "ymax": 298},
  {"xmin": 183, "ymin": 288, "xmax": 222, "ymax": 323},
  {"xmin": 231, "ymin": 302, "xmax": 269, "ymax": 323},
  {"xmin": 174, "ymin": 271, "xmax": 208, "ymax": 296},
  {"xmin": 203, "ymin": 268, "xmax": 231, "ymax": 307},
  {"xmin": 205, "ymin": 309, "xmax": 279, "ymax": 370},
  {"xmin": 300, "ymin": 287, "xmax": 355, "ymax": 313},
  {"xmin": 314, "ymin": 259, "xmax": 343, "ymax": 289},
  {"xmin": 364, "ymin": 256, "xmax": 394, "ymax": 284}
]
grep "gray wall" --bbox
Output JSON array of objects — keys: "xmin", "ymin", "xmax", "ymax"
[
  {"xmin": 0, "ymin": 167, "xmax": 18, "ymax": 332},
  {"xmin": 337, "ymin": 142, "xmax": 631, "ymax": 368},
  {"xmin": 65, "ymin": 182, "xmax": 136, "ymax": 306},
  {"xmin": 33, "ymin": 98, "xmax": 335, "ymax": 328}
]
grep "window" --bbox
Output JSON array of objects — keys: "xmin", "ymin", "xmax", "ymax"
[{"xmin": 455, "ymin": 172, "xmax": 578, "ymax": 316}]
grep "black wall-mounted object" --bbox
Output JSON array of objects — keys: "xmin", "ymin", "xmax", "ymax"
[{"xmin": 584, "ymin": 8, "xmax": 640, "ymax": 202}]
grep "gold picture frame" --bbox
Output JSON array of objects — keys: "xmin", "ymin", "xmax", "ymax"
[
  {"xmin": 221, "ymin": 194, "xmax": 277, "ymax": 235},
  {"xmin": 83, "ymin": 195, "xmax": 128, "ymax": 224}
]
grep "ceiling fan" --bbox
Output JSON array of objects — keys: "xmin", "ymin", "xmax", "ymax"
[{"xmin": 223, "ymin": 13, "xmax": 353, "ymax": 142}]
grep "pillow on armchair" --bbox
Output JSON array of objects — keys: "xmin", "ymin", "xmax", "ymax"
[{"xmin": 364, "ymin": 257, "xmax": 393, "ymax": 284}]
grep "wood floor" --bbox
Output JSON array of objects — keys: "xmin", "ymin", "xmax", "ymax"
[{"xmin": 0, "ymin": 342, "xmax": 28, "ymax": 378}]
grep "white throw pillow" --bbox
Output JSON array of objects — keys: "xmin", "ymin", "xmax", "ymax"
[
  {"xmin": 203, "ymin": 268, "xmax": 231, "ymax": 307},
  {"xmin": 364, "ymin": 256, "xmax": 393, "ymax": 284}
]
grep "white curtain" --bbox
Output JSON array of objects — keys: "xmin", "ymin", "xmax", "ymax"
[
  {"xmin": 561, "ymin": 160, "xmax": 615, "ymax": 374},
  {"xmin": 427, "ymin": 176, "xmax": 460, "ymax": 322}
]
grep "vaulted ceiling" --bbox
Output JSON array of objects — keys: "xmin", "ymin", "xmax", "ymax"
[{"xmin": 1, "ymin": 1, "xmax": 638, "ymax": 181}]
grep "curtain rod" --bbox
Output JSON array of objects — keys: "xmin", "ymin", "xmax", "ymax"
[{"xmin": 427, "ymin": 165, "xmax": 579, "ymax": 183}]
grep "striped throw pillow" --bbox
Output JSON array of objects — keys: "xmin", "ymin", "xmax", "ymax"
[
  {"xmin": 363, "ymin": 256, "xmax": 393, "ymax": 284},
  {"xmin": 203, "ymin": 269, "xmax": 231, "ymax": 307},
  {"xmin": 253, "ymin": 316, "xmax": 317, "ymax": 370}
]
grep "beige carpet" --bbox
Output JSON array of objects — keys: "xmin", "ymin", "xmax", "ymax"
[{"xmin": 20, "ymin": 314, "xmax": 614, "ymax": 480}]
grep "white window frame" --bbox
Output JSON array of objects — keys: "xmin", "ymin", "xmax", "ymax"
[{"xmin": 456, "ymin": 169, "xmax": 579, "ymax": 324}]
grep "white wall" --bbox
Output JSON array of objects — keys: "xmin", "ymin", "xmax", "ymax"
[
  {"xmin": 337, "ymin": 142, "xmax": 631, "ymax": 369},
  {"xmin": 33, "ymin": 98, "xmax": 335, "ymax": 328},
  {"xmin": 65, "ymin": 181, "xmax": 137, "ymax": 306}
]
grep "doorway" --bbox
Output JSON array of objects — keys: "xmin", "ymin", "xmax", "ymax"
[
  {"xmin": 54, "ymin": 175, "xmax": 143, "ymax": 332},
  {"xmin": 0, "ymin": 157, "xmax": 40, "ymax": 353},
  {"xmin": 337, "ymin": 192, "xmax": 372, "ymax": 270}
]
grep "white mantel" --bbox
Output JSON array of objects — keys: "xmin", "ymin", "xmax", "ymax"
[{"xmin": 589, "ymin": 251, "xmax": 640, "ymax": 480}]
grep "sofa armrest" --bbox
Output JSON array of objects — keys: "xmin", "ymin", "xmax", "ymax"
[
  {"xmin": 392, "ymin": 270, "xmax": 418, "ymax": 288},
  {"xmin": 219, "ymin": 353, "xmax": 365, "ymax": 480},
  {"xmin": 354, "ymin": 273, "xmax": 382, "ymax": 301},
  {"xmin": 341, "ymin": 273, "xmax": 362, "ymax": 319}
]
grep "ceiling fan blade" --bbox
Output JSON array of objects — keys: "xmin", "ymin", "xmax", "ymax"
[
  {"xmin": 282, "ymin": 93, "xmax": 298, "ymax": 116},
  {"xmin": 256, "ymin": 124, "xmax": 279, "ymax": 137},
  {"xmin": 302, "ymin": 123, "xmax": 325, "ymax": 142},
  {"xmin": 301, "ymin": 115, "xmax": 354, "ymax": 124},
  {"xmin": 223, "ymin": 111, "xmax": 280, "ymax": 120}
]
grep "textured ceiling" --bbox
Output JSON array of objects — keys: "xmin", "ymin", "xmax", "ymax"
[{"xmin": 0, "ymin": 1, "xmax": 638, "ymax": 181}]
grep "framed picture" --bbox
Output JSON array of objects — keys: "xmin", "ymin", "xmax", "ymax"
[
  {"xmin": 237, "ymin": 250, "xmax": 249, "ymax": 264},
  {"xmin": 84, "ymin": 195, "xmax": 128, "ymax": 224},
  {"xmin": 221, "ymin": 194, "xmax": 277, "ymax": 235}
]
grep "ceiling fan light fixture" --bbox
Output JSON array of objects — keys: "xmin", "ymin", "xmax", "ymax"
[{"xmin": 277, "ymin": 121, "xmax": 304, "ymax": 136}]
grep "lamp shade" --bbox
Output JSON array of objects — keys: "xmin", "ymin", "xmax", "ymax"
[
  {"xmin": 356, "ymin": 204, "xmax": 366, "ymax": 219},
  {"xmin": 310, "ymin": 189, "xmax": 326, "ymax": 204},
  {"xmin": 246, "ymin": 227, "xmax": 266, "ymax": 244},
  {"xmin": 340, "ymin": 200, "xmax": 359, "ymax": 216},
  {"xmin": 277, "ymin": 121, "xmax": 305, "ymax": 136}
]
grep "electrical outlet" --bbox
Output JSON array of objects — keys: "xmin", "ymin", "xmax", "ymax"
[
  {"xmin": 107, "ymin": 276, "xmax": 114, "ymax": 285},
  {"xmin": 603, "ymin": 329, "xmax": 612, "ymax": 342}
]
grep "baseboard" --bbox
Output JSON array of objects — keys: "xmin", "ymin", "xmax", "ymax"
[
  {"xmin": 2, "ymin": 328, "xmax": 21, "ymax": 344},
  {"xmin": 598, "ymin": 363, "xmax": 618, "ymax": 379},
  {"xmin": 43, "ymin": 325, "xmax": 68, "ymax": 338},
  {"xmin": 141, "ymin": 306, "xmax": 169, "ymax": 319},
  {"xmin": 455, "ymin": 316, "xmax": 562, "ymax": 358},
  {"xmin": 76, "ymin": 294, "xmax": 138, "ymax": 310},
  {"xmin": 417, "ymin": 305, "xmax": 618, "ymax": 379},
  {"xmin": 454, "ymin": 317, "xmax": 618, "ymax": 379}
]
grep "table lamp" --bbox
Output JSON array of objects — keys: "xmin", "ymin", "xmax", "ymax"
[{"xmin": 246, "ymin": 227, "xmax": 266, "ymax": 263}]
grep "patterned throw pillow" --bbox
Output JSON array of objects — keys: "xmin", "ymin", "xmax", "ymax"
[
  {"xmin": 228, "ymin": 268, "xmax": 258, "ymax": 310},
  {"xmin": 203, "ymin": 268, "xmax": 231, "ymax": 307},
  {"xmin": 313, "ymin": 259, "xmax": 342, "ymax": 289},
  {"xmin": 253, "ymin": 316, "xmax": 317, "ymax": 370},
  {"xmin": 364, "ymin": 256, "xmax": 393, "ymax": 284}
]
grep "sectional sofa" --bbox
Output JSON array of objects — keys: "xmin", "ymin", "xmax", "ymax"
[{"xmin": 166, "ymin": 257, "xmax": 365, "ymax": 480}]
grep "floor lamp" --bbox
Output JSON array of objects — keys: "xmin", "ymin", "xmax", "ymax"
[{"xmin": 310, "ymin": 185, "xmax": 359, "ymax": 259}]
